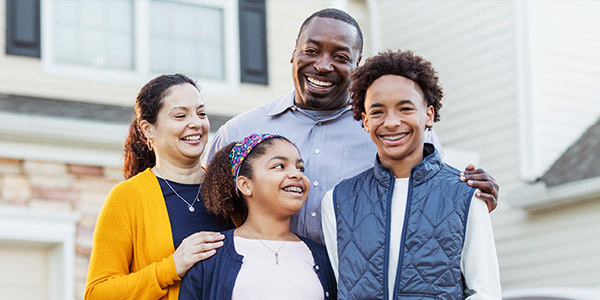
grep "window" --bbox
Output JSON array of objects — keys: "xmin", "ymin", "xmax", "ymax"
[
  {"xmin": 41, "ymin": 0, "xmax": 239, "ymax": 90},
  {"xmin": 53, "ymin": 0, "xmax": 133, "ymax": 70},
  {"xmin": 150, "ymin": 1, "xmax": 225, "ymax": 80}
]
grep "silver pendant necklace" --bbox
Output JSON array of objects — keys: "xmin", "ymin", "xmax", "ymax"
[
  {"xmin": 244, "ymin": 227, "xmax": 292, "ymax": 265},
  {"xmin": 154, "ymin": 168, "xmax": 201, "ymax": 213}
]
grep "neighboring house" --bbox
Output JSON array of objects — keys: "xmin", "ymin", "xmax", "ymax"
[
  {"xmin": 503, "ymin": 118, "xmax": 600, "ymax": 300},
  {"xmin": 0, "ymin": 0, "xmax": 598, "ymax": 299}
]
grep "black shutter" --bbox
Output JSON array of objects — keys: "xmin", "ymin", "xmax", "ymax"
[
  {"xmin": 6, "ymin": 0, "xmax": 41, "ymax": 57},
  {"xmin": 238, "ymin": 0, "xmax": 268, "ymax": 85}
]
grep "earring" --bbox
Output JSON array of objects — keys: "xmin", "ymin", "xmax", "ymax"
[{"xmin": 146, "ymin": 138, "xmax": 153, "ymax": 151}]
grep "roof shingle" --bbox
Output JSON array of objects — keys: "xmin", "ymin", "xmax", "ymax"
[{"xmin": 541, "ymin": 117, "xmax": 600, "ymax": 187}]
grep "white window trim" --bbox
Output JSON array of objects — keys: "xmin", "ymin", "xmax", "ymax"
[
  {"xmin": 41, "ymin": 0, "xmax": 240, "ymax": 94},
  {"xmin": 367, "ymin": 0, "xmax": 381, "ymax": 56},
  {"xmin": 515, "ymin": 1, "xmax": 541, "ymax": 182},
  {"xmin": 0, "ymin": 206, "xmax": 81, "ymax": 300}
]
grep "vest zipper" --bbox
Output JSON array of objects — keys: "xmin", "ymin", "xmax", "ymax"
[
  {"xmin": 382, "ymin": 171, "xmax": 396, "ymax": 300},
  {"xmin": 392, "ymin": 170, "xmax": 415, "ymax": 299}
]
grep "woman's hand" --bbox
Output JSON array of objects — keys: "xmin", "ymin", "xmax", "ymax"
[{"xmin": 173, "ymin": 231, "xmax": 225, "ymax": 277}]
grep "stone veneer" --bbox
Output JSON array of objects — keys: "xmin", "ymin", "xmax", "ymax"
[{"xmin": 0, "ymin": 157, "xmax": 123, "ymax": 299}]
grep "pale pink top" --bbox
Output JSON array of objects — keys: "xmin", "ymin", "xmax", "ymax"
[{"xmin": 231, "ymin": 236, "xmax": 324, "ymax": 300}]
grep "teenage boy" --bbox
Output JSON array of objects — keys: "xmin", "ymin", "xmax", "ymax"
[{"xmin": 321, "ymin": 50, "xmax": 501, "ymax": 299}]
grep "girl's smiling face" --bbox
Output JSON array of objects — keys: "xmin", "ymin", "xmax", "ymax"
[{"xmin": 238, "ymin": 139, "xmax": 310, "ymax": 217}]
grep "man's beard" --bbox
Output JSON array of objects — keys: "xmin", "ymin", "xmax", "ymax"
[{"xmin": 304, "ymin": 96, "xmax": 326, "ymax": 110}]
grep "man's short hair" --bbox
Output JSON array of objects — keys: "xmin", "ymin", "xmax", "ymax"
[
  {"xmin": 350, "ymin": 50, "xmax": 444, "ymax": 122},
  {"xmin": 298, "ymin": 8, "xmax": 363, "ymax": 55}
]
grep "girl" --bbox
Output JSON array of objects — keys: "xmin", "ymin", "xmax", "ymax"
[
  {"xmin": 179, "ymin": 133, "xmax": 336, "ymax": 300},
  {"xmin": 85, "ymin": 74, "xmax": 233, "ymax": 300}
]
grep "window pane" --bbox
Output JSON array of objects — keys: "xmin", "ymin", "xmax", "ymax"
[
  {"xmin": 150, "ymin": 0, "xmax": 225, "ymax": 80},
  {"xmin": 53, "ymin": 0, "xmax": 133, "ymax": 70}
]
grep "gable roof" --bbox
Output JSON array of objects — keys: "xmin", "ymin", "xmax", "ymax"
[{"xmin": 541, "ymin": 117, "xmax": 600, "ymax": 187}]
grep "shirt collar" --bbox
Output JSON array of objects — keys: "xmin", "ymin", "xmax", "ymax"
[
  {"xmin": 265, "ymin": 90, "xmax": 353, "ymax": 119},
  {"xmin": 266, "ymin": 90, "xmax": 296, "ymax": 116}
]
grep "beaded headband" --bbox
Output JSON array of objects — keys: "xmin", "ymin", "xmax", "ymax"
[{"xmin": 229, "ymin": 133, "xmax": 289, "ymax": 188}]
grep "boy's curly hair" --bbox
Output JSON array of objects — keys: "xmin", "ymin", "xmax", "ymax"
[
  {"xmin": 202, "ymin": 138, "xmax": 282, "ymax": 225},
  {"xmin": 350, "ymin": 50, "xmax": 443, "ymax": 122}
]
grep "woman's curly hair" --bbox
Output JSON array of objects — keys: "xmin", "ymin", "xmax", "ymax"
[
  {"xmin": 202, "ymin": 138, "xmax": 284, "ymax": 225},
  {"xmin": 350, "ymin": 49, "xmax": 443, "ymax": 123}
]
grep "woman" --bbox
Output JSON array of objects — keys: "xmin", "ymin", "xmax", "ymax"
[
  {"xmin": 178, "ymin": 134, "xmax": 336, "ymax": 300},
  {"xmin": 85, "ymin": 74, "xmax": 233, "ymax": 300}
]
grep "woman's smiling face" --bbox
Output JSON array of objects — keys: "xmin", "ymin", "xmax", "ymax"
[{"xmin": 143, "ymin": 83, "xmax": 210, "ymax": 166}]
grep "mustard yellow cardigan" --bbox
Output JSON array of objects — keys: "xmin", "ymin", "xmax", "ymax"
[{"xmin": 85, "ymin": 169, "xmax": 181, "ymax": 300}]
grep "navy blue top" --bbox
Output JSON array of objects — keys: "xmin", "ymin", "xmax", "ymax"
[
  {"xmin": 178, "ymin": 229, "xmax": 337, "ymax": 300},
  {"xmin": 157, "ymin": 178, "xmax": 233, "ymax": 248}
]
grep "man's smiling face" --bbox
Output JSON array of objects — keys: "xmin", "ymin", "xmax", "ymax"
[{"xmin": 291, "ymin": 17, "xmax": 361, "ymax": 111}]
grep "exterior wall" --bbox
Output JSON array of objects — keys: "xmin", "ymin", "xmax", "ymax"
[
  {"xmin": 527, "ymin": 1, "xmax": 600, "ymax": 176},
  {"xmin": 494, "ymin": 197, "xmax": 600, "ymax": 289},
  {"xmin": 370, "ymin": 0, "xmax": 600, "ymax": 292},
  {"xmin": 0, "ymin": 158, "xmax": 122, "ymax": 299}
]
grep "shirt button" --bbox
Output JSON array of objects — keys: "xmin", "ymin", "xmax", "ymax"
[
  {"xmin": 311, "ymin": 212, "xmax": 317, "ymax": 217},
  {"xmin": 317, "ymin": 122, "xmax": 323, "ymax": 125},
  {"xmin": 314, "ymin": 149, "xmax": 320, "ymax": 154},
  {"xmin": 313, "ymin": 181, "xmax": 319, "ymax": 187},
  {"xmin": 325, "ymin": 291, "xmax": 329, "ymax": 297},
  {"xmin": 315, "ymin": 265, "xmax": 320, "ymax": 270}
]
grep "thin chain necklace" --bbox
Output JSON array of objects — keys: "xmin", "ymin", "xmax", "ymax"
[
  {"xmin": 153, "ymin": 168, "xmax": 201, "ymax": 213},
  {"xmin": 243, "ymin": 227, "xmax": 293, "ymax": 265}
]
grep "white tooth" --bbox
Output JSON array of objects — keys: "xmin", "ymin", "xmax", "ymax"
[
  {"xmin": 307, "ymin": 77, "xmax": 332, "ymax": 87},
  {"xmin": 383, "ymin": 134, "xmax": 407, "ymax": 141}
]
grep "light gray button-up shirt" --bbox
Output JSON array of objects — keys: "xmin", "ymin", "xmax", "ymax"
[{"xmin": 203, "ymin": 90, "xmax": 377, "ymax": 244}]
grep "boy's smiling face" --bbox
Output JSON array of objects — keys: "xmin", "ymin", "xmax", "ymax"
[{"xmin": 361, "ymin": 75, "xmax": 434, "ymax": 175}]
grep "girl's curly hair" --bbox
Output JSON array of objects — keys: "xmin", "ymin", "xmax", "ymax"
[
  {"xmin": 202, "ymin": 138, "xmax": 285, "ymax": 225},
  {"xmin": 350, "ymin": 49, "xmax": 443, "ymax": 123}
]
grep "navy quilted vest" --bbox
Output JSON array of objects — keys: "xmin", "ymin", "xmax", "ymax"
[{"xmin": 333, "ymin": 144, "xmax": 474, "ymax": 300}]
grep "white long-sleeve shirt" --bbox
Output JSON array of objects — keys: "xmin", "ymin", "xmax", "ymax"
[{"xmin": 321, "ymin": 178, "xmax": 501, "ymax": 299}]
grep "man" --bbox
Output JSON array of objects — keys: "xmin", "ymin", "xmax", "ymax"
[{"xmin": 204, "ymin": 8, "xmax": 498, "ymax": 244}]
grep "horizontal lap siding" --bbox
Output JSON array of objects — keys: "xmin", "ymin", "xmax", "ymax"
[{"xmin": 530, "ymin": 2, "xmax": 600, "ymax": 175}]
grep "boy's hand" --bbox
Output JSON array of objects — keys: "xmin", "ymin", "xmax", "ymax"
[{"xmin": 460, "ymin": 164, "xmax": 499, "ymax": 212}]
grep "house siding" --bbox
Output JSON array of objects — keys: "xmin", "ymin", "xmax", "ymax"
[{"xmin": 528, "ymin": 1, "xmax": 600, "ymax": 175}]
